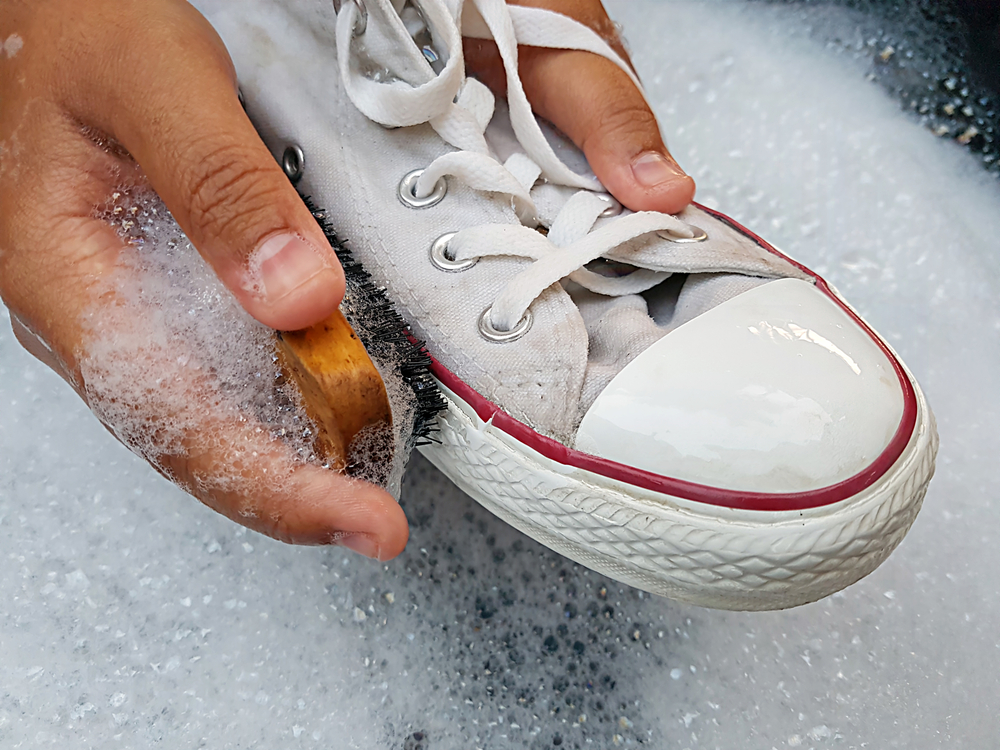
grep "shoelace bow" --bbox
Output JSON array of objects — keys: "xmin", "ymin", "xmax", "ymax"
[{"xmin": 336, "ymin": 0, "xmax": 698, "ymax": 333}]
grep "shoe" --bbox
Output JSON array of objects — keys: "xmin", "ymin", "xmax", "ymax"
[{"xmin": 202, "ymin": 0, "xmax": 938, "ymax": 610}]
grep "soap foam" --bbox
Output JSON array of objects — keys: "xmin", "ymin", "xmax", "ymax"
[
  {"xmin": 78, "ymin": 188, "xmax": 415, "ymax": 504},
  {"xmin": 2, "ymin": 34, "xmax": 23, "ymax": 59},
  {"xmin": 4, "ymin": 0, "xmax": 1000, "ymax": 748}
]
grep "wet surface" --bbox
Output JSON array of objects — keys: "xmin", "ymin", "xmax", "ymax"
[
  {"xmin": 753, "ymin": 0, "xmax": 1000, "ymax": 174},
  {"xmin": 2, "ymin": 1, "xmax": 1000, "ymax": 747}
]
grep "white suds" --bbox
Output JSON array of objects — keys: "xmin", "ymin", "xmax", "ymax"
[
  {"xmin": 3, "ymin": 34, "xmax": 23, "ymax": 58},
  {"xmin": 78, "ymin": 188, "xmax": 412, "ymax": 499},
  {"xmin": 5, "ymin": 1, "xmax": 1000, "ymax": 748}
]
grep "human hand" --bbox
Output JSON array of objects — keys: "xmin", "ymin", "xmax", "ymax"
[
  {"xmin": 0, "ymin": 0, "xmax": 688, "ymax": 563},
  {"xmin": 0, "ymin": 0, "xmax": 408, "ymax": 558},
  {"xmin": 466, "ymin": 0, "xmax": 696, "ymax": 214}
]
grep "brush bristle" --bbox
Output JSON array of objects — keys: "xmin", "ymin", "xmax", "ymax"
[{"xmin": 299, "ymin": 195, "xmax": 445, "ymax": 445}]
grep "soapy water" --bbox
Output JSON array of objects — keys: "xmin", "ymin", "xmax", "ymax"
[
  {"xmin": 82, "ymin": 190, "xmax": 315, "ymax": 488},
  {"xmin": 3, "ymin": 0, "xmax": 1000, "ymax": 748},
  {"xmin": 746, "ymin": 0, "xmax": 1000, "ymax": 173},
  {"xmin": 79, "ymin": 188, "xmax": 416, "ymax": 499}
]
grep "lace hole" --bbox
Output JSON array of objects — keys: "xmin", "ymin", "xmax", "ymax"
[
  {"xmin": 398, "ymin": 168, "xmax": 448, "ymax": 208},
  {"xmin": 430, "ymin": 233, "xmax": 477, "ymax": 272},
  {"xmin": 479, "ymin": 306, "xmax": 532, "ymax": 343},
  {"xmin": 332, "ymin": 0, "xmax": 367, "ymax": 35},
  {"xmin": 282, "ymin": 145, "xmax": 305, "ymax": 184},
  {"xmin": 596, "ymin": 194, "xmax": 622, "ymax": 218},
  {"xmin": 657, "ymin": 224, "xmax": 708, "ymax": 243}
]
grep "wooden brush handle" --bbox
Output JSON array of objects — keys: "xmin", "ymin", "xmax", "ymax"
[{"xmin": 276, "ymin": 310, "xmax": 392, "ymax": 470}]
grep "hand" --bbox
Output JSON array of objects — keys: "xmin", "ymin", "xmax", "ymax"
[
  {"xmin": 0, "ymin": 0, "xmax": 407, "ymax": 558},
  {"xmin": 467, "ymin": 0, "xmax": 696, "ymax": 214},
  {"xmin": 0, "ymin": 0, "xmax": 690, "ymax": 561}
]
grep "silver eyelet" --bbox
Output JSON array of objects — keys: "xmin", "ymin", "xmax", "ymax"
[
  {"xmin": 430, "ymin": 233, "xmax": 477, "ymax": 272},
  {"xmin": 282, "ymin": 145, "xmax": 305, "ymax": 184},
  {"xmin": 478, "ymin": 306, "xmax": 533, "ymax": 343},
  {"xmin": 398, "ymin": 168, "xmax": 447, "ymax": 209},
  {"xmin": 657, "ymin": 224, "xmax": 708, "ymax": 243},
  {"xmin": 333, "ymin": 0, "xmax": 367, "ymax": 35},
  {"xmin": 596, "ymin": 194, "xmax": 623, "ymax": 218}
]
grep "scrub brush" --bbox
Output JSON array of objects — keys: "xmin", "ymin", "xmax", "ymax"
[{"xmin": 275, "ymin": 195, "xmax": 444, "ymax": 478}]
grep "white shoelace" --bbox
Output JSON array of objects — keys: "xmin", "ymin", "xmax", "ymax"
[{"xmin": 336, "ymin": 0, "xmax": 698, "ymax": 333}]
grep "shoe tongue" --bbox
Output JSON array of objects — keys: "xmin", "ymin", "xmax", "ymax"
[
  {"xmin": 398, "ymin": 0, "xmax": 447, "ymax": 72},
  {"xmin": 485, "ymin": 101, "xmax": 599, "ymax": 188},
  {"xmin": 354, "ymin": 0, "xmax": 441, "ymax": 87}
]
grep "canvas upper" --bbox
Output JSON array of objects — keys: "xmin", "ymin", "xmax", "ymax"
[{"xmin": 194, "ymin": 0, "xmax": 910, "ymax": 501}]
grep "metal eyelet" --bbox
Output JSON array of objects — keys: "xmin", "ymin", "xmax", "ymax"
[
  {"xmin": 479, "ymin": 306, "xmax": 533, "ymax": 343},
  {"xmin": 398, "ymin": 168, "xmax": 448, "ymax": 209},
  {"xmin": 429, "ymin": 233, "xmax": 477, "ymax": 272},
  {"xmin": 282, "ymin": 145, "xmax": 305, "ymax": 184},
  {"xmin": 596, "ymin": 194, "xmax": 623, "ymax": 218},
  {"xmin": 657, "ymin": 224, "xmax": 708, "ymax": 243},
  {"xmin": 333, "ymin": 0, "xmax": 367, "ymax": 35}
]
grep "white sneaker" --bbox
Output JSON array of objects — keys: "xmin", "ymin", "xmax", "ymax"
[{"xmin": 200, "ymin": 0, "xmax": 938, "ymax": 610}]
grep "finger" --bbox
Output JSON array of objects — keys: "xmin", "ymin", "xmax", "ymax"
[
  {"xmin": 0, "ymin": 108, "xmax": 408, "ymax": 559},
  {"xmin": 47, "ymin": 1, "xmax": 344, "ymax": 332},
  {"xmin": 141, "ymin": 370, "xmax": 410, "ymax": 557},
  {"xmin": 465, "ymin": 2, "xmax": 696, "ymax": 214},
  {"xmin": 85, "ymin": 312, "xmax": 410, "ymax": 556},
  {"xmin": 520, "ymin": 47, "xmax": 697, "ymax": 214},
  {"xmin": 9, "ymin": 213, "xmax": 409, "ymax": 558},
  {"xmin": 9, "ymin": 312, "xmax": 79, "ymax": 394}
]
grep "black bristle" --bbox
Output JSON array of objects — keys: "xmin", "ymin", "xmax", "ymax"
[{"xmin": 297, "ymin": 194, "xmax": 446, "ymax": 442}]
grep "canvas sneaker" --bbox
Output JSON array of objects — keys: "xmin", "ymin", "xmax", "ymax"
[{"xmin": 198, "ymin": 0, "xmax": 938, "ymax": 610}]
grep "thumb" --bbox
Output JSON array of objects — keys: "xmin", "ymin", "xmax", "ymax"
[
  {"xmin": 64, "ymin": 2, "xmax": 343, "ymax": 332},
  {"xmin": 464, "ymin": 0, "xmax": 696, "ymax": 215},
  {"xmin": 518, "ymin": 46, "xmax": 697, "ymax": 215}
]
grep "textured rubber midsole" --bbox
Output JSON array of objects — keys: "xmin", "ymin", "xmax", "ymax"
[{"xmin": 418, "ymin": 377, "xmax": 937, "ymax": 611}]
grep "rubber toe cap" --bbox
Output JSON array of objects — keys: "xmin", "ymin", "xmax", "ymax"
[{"xmin": 575, "ymin": 278, "xmax": 905, "ymax": 494}]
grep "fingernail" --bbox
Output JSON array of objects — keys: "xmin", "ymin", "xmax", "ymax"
[
  {"xmin": 631, "ymin": 151, "xmax": 687, "ymax": 187},
  {"xmin": 336, "ymin": 533, "xmax": 381, "ymax": 560},
  {"xmin": 250, "ymin": 233, "xmax": 331, "ymax": 302}
]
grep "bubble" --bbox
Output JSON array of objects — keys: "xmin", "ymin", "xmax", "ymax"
[{"xmin": 79, "ymin": 187, "xmax": 417, "ymax": 500}]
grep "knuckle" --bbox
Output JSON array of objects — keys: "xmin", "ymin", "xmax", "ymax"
[
  {"xmin": 266, "ymin": 510, "xmax": 302, "ymax": 545},
  {"xmin": 261, "ymin": 499, "xmax": 326, "ymax": 546},
  {"xmin": 592, "ymin": 98, "xmax": 659, "ymax": 144},
  {"xmin": 182, "ymin": 139, "xmax": 284, "ymax": 243}
]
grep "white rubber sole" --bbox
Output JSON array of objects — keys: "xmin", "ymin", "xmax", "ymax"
[{"xmin": 418, "ymin": 376, "xmax": 937, "ymax": 611}]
